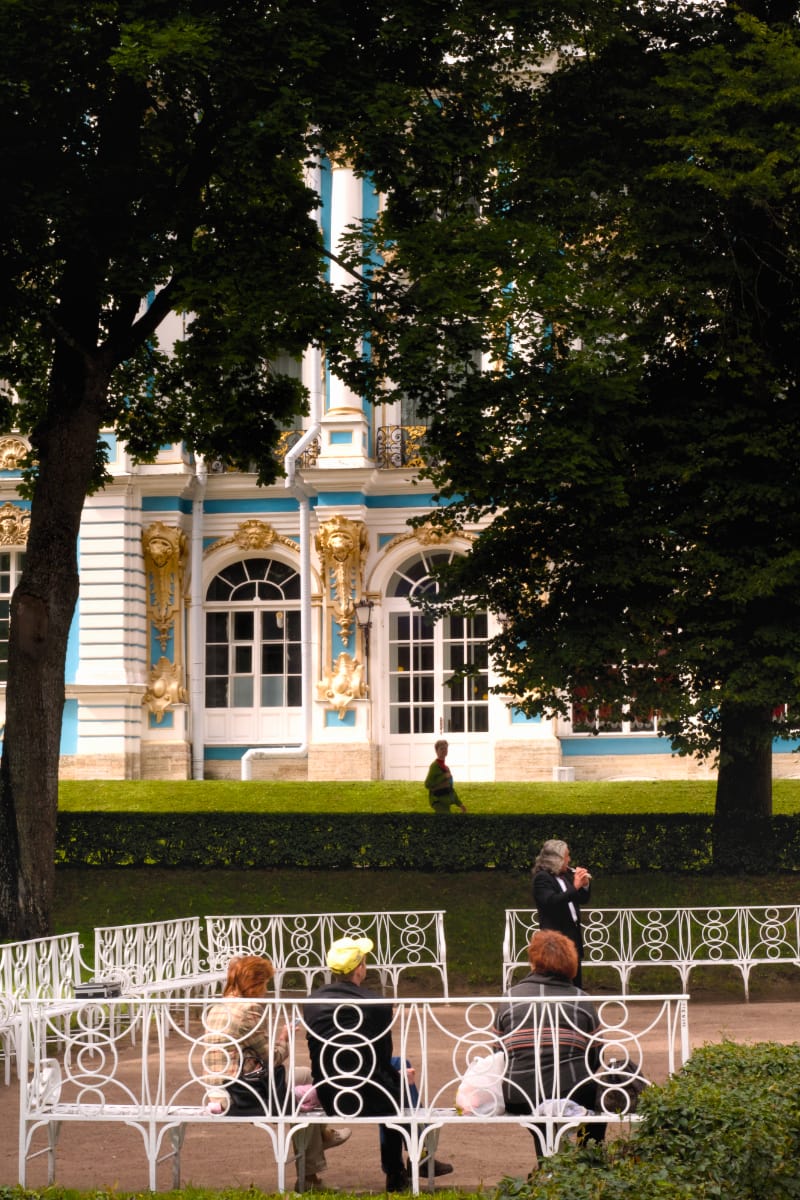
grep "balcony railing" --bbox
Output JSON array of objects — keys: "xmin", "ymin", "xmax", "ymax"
[{"xmin": 375, "ymin": 424, "xmax": 427, "ymax": 469}]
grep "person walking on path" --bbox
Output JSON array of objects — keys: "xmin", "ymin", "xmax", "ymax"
[
  {"xmin": 532, "ymin": 839, "xmax": 591, "ymax": 989},
  {"xmin": 424, "ymin": 739, "xmax": 467, "ymax": 813}
]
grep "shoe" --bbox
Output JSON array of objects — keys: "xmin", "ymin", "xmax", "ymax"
[
  {"xmin": 296, "ymin": 1175, "xmax": 338, "ymax": 1193},
  {"xmin": 385, "ymin": 1167, "xmax": 410, "ymax": 1191},
  {"xmin": 418, "ymin": 1156, "xmax": 454, "ymax": 1177},
  {"xmin": 322, "ymin": 1127, "xmax": 351, "ymax": 1149}
]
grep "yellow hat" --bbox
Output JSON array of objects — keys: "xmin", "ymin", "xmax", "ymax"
[{"xmin": 327, "ymin": 936, "xmax": 374, "ymax": 974}]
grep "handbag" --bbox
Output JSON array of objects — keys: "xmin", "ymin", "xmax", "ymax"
[{"xmin": 227, "ymin": 1059, "xmax": 287, "ymax": 1115}]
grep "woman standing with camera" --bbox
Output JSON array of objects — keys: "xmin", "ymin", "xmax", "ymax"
[{"xmin": 532, "ymin": 839, "xmax": 592, "ymax": 989}]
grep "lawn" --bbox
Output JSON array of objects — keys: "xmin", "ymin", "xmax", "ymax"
[{"xmin": 58, "ymin": 777, "xmax": 800, "ymax": 813}]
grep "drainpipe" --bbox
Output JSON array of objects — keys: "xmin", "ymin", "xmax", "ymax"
[
  {"xmin": 190, "ymin": 454, "xmax": 208, "ymax": 779},
  {"xmin": 240, "ymin": 346, "xmax": 321, "ymax": 780},
  {"xmin": 240, "ymin": 159, "xmax": 323, "ymax": 782}
]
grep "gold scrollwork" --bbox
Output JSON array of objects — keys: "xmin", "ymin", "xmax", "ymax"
[
  {"xmin": 142, "ymin": 656, "xmax": 188, "ymax": 723},
  {"xmin": 315, "ymin": 515, "xmax": 368, "ymax": 648},
  {"xmin": 316, "ymin": 651, "xmax": 365, "ymax": 718},
  {"xmin": 142, "ymin": 522, "xmax": 187, "ymax": 652},
  {"xmin": 0, "ymin": 435, "xmax": 31, "ymax": 471},
  {"xmin": 204, "ymin": 519, "xmax": 299, "ymax": 558},
  {"xmin": 0, "ymin": 501, "xmax": 31, "ymax": 546}
]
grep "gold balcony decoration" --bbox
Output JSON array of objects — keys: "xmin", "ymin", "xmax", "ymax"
[
  {"xmin": 0, "ymin": 435, "xmax": 31, "ymax": 471},
  {"xmin": 0, "ymin": 501, "xmax": 31, "ymax": 546},
  {"xmin": 375, "ymin": 425, "xmax": 427, "ymax": 469},
  {"xmin": 315, "ymin": 515, "xmax": 368, "ymax": 649},
  {"xmin": 316, "ymin": 651, "xmax": 366, "ymax": 718}
]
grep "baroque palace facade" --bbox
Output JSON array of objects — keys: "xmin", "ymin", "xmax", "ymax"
[{"xmin": 0, "ymin": 166, "xmax": 796, "ymax": 784}]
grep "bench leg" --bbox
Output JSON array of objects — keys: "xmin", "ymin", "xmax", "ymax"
[
  {"xmin": 168, "ymin": 1124, "xmax": 187, "ymax": 1189},
  {"xmin": 48, "ymin": 1120, "xmax": 62, "ymax": 1185}
]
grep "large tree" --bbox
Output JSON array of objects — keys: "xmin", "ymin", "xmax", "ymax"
[
  {"xmin": 348, "ymin": 0, "xmax": 800, "ymax": 868},
  {"xmin": 0, "ymin": 0, "xmax": 554, "ymax": 937}
]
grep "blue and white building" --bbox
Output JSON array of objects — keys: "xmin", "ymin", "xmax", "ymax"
[{"xmin": 0, "ymin": 162, "xmax": 795, "ymax": 783}]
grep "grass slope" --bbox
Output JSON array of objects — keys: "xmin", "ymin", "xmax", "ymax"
[
  {"xmin": 56, "ymin": 866, "xmax": 800, "ymax": 996},
  {"xmin": 58, "ymin": 778, "xmax": 800, "ymax": 813}
]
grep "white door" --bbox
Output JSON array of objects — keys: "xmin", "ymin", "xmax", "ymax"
[{"xmin": 381, "ymin": 550, "xmax": 493, "ymax": 781}]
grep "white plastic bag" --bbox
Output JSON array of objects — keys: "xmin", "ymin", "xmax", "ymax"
[{"xmin": 455, "ymin": 1050, "xmax": 506, "ymax": 1116}]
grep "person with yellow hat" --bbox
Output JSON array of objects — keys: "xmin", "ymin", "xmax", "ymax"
[{"xmin": 304, "ymin": 936, "xmax": 453, "ymax": 1190}]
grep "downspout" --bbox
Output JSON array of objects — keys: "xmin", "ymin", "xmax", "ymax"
[
  {"xmin": 240, "ymin": 347, "xmax": 321, "ymax": 780},
  {"xmin": 190, "ymin": 454, "xmax": 208, "ymax": 779},
  {"xmin": 240, "ymin": 158, "xmax": 323, "ymax": 782}
]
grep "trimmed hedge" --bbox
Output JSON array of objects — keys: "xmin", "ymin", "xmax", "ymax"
[
  {"xmin": 496, "ymin": 1041, "xmax": 800, "ymax": 1199},
  {"xmin": 55, "ymin": 812, "xmax": 800, "ymax": 871}
]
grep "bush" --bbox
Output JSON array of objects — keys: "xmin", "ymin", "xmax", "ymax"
[
  {"xmin": 495, "ymin": 1041, "xmax": 800, "ymax": 1199},
  {"xmin": 54, "ymin": 812, "xmax": 800, "ymax": 872}
]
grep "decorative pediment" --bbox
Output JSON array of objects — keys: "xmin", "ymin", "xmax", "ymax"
[
  {"xmin": 0, "ymin": 436, "xmax": 31, "ymax": 471},
  {"xmin": 204, "ymin": 520, "xmax": 299, "ymax": 557}
]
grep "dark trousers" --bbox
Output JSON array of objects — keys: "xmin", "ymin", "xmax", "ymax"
[{"xmin": 379, "ymin": 1057, "xmax": 420, "ymax": 1175}]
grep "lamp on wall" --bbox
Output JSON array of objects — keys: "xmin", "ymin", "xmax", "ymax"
[{"xmin": 354, "ymin": 598, "xmax": 374, "ymax": 680}]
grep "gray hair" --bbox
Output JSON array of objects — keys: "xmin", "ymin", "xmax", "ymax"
[
  {"xmin": 434, "ymin": 739, "xmax": 449, "ymax": 756},
  {"xmin": 533, "ymin": 838, "xmax": 569, "ymax": 875}
]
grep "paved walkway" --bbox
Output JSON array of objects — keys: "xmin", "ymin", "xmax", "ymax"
[{"xmin": 3, "ymin": 997, "xmax": 799, "ymax": 1194}]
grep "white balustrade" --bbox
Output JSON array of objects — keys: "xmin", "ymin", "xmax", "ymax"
[
  {"xmin": 18, "ymin": 992, "xmax": 689, "ymax": 1192},
  {"xmin": 504, "ymin": 906, "xmax": 800, "ymax": 998},
  {"xmin": 205, "ymin": 910, "xmax": 448, "ymax": 997}
]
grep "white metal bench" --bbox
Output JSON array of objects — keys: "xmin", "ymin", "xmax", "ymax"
[
  {"xmin": 93, "ymin": 917, "xmax": 218, "ymax": 1002},
  {"xmin": 503, "ymin": 906, "xmax": 800, "ymax": 999},
  {"xmin": 205, "ymin": 911, "xmax": 449, "ymax": 997},
  {"xmin": 18, "ymin": 991, "xmax": 689, "ymax": 1192},
  {"xmin": 0, "ymin": 932, "xmax": 85, "ymax": 1084}
]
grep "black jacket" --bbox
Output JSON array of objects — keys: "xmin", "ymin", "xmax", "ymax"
[
  {"xmin": 304, "ymin": 979, "xmax": 401, "ymax": 1118},
  {"xmin": 533, "ymin": 867, "xmax": 591, "ymax": 958}
]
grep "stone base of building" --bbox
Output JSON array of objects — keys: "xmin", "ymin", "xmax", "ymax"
[
  {"xmin": 494, "ymin": 738, "xmax": 562, "ymax": 781},
  {"xmin": 59, "ymin": 753, "xmax": 141, "ymax": 780},
  {"xmin": 564, "ymin": 752, "xmax": 715, "ymax": 781},
  {"xmin": 308, "ymin": 742, "xmax": 381, "ymax": 781},
  {"xmin": 141, "ymin": 741, "xmax": 192, "ymax": 780},
  {"xmin": 203, "ymin": 755, "xmax": 309, "ymax": 781}
]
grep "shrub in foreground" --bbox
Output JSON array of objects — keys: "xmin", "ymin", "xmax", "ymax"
[{"xmin": 496, "ymin": 1041, "xmax": 800, "ymax": 1199}]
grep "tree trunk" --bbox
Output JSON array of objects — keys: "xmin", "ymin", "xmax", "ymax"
[
  {"xmin": 0, "ymin": 356, "xmax": 106, "ymax": 937},
  {"xmin": 712, "ymin": 701, "xmax": 775, "ymax": 873}
]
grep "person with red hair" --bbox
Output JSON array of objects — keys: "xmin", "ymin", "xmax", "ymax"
[
  {"xmin": 495, "ymin": 930, "xmax": 604, "ymax": 1154},
  {"xmin": 203, "ymin": 955, "xmax": 349, "ymax": 1190}
]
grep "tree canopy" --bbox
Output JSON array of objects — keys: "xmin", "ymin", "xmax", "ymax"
[
  {"xmin": 347, "ymin": 0, "xmax": 800, "ymax": 866},
  {"xmin": 0, "ymin": 0, "xmax": 565, "ymax": 936}
]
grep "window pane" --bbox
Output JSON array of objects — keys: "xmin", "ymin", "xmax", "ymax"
[
  {"xmin": 205, "ymin": 678, "xmax": 228, "ymax": 707},
  {"xmin": 233, "ymin": 612, "xmax": 254, "ymax": 640},
  {"xmin": 287, "ymin": 677, "xmax": 302, "ymax": 707},
  {"xmin": 232, "ymin": 676, "xmax": 253, "ymax": 706},
  {"xmin": 262, "ymin": 645, "xmax": 283, "ymax": 674},
  {"xmin": 206, "ymin": 612, "xmax": 228, "ymax": 641},
  {"xmin": 261, "ymin": 611, "xmax": 283, "ymax": 639},
  {"xmin": 261, "ymin": 676, "xmax": 284, "ymax": 706},
  {"xmin": 206, "ymin": 645, "xmax": 229, "ymax": 675},
  {"xmin": 234, "ymin": 645, "xmax": 252, "ymax": 673}
]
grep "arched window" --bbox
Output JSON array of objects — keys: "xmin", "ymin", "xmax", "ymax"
[
  {"xmin": 386, "ymin": 550, "xmax": 489, "ymax": 736},
  {"xmin": 205, "ymin": 558, "xmax": 301, "ymax": 710}
]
